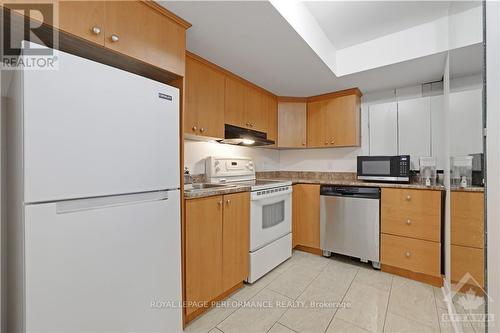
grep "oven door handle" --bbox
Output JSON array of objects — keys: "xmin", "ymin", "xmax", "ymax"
[{"xmin": 251, "ymin": 188, "xmax": 292, "ymax": 201}]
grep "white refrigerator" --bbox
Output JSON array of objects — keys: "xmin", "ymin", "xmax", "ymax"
[{"xmin": 6, "ymin": 43, "xmax": 182, "ymax": 332}]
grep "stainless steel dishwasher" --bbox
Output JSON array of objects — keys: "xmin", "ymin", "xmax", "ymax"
[{"xmin": 320, "ymin": 185, "xmax": 381, "ymax": 269}]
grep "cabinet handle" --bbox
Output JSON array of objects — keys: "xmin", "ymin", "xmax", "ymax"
[
  {"xmin": 330, "ymin": 138, "xmax": 335, "ymax": 144},
  {"xmin": 110, "ymin": 34, "xmax": 119, "ymax": 42},
  {"xmin": 245, "ymin": 122, "xmax": 250, "ymax": 127},
  {"xmin": 406, "ymin": 219, "xmax": 411, "ymax": 225},
  {"xmin": 91, "ymin": 26, "xmax": 101, "ymax": 35},
  {"xmin": 405, "ymin": 251, "xmax": 411, "ymax": 258},
  {"xmin": 324, "ymin": 141, "xmax": 328, "ymax": 145},
  {"xmin": 302, "ymin": 142, "xmax": 306, "ymax": 146},
  {"xmin": 200, "ymin": 127, "xmax": 205, "ymax": 133},
  {"xmin": 217, "ymin": 200, "xmax": 223, "ymax": 208},
  {"xmin": 406, "ymin": 195, "xmax": 411, "ymax": 201},
  {"xmin": 226, "ymin": 199, "xmax": 231, "ymax": 206},
  {"xmin": 250, "ymin": 123, "xmax": 254, "ymax": 128},
  {"xmin": 192, "ymin": 126, "xmax": 197, "ymax": 132}
]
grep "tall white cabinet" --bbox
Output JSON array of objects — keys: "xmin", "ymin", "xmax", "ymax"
[
  {"xmin": 368, "ymin": 102, "xmax": 398, "ymax": 155},
  {"xmin": 397, "ymin": 97, "xmax": 431, "ymax": 170}
]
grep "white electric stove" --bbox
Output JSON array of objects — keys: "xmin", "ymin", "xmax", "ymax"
[{"xmin": 206, "ymin": 157, "xmax": 292, "ymax": 283}]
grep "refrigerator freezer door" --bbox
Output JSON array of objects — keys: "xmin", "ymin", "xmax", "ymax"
[
  {"xmin": 24, "ymin": 190, "xmax": 181, "ymax": 332},
  {"xmin": 23, "ymin": 48, "xmax": 180, "ymax": 203}
]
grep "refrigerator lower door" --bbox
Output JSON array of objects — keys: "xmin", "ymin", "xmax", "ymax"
[
  {"xmin": 24, "ymin": 190, "xmax": 181, "ymax": 332},
  {"xmin": 22, "ymin": 43, "xmax": 180, "ymax": 203}
]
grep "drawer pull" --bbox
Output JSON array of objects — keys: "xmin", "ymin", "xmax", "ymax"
[
  {"xmin": 110, "ymin": 34, "xmax": 119, "ymax": 42},
  {"xmin": 192, "ymin": 125, "xmax": 197, "ymax": 132},
  {"xmin": 405, "ymin": 251, "xmax": 411, "ymax": 258},
  {"xmin": 406, "ymin": 195, "xmax": 411, "ymax": 201},
  {"xmin": 406, "ymin": 219, "xmax": 411, "ymax": 225},
  {"xmin": 217, "ymin": 200, "xmax": 223, "ymax": 207},
  {"xmin": 200, "ymin": 127, "xmax": 205, "ymax": 133},
  {"xmin": 91, "ymin": 26, "xmax": 101, "ymax": 35}
]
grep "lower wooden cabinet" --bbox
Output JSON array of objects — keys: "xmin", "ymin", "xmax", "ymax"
[
  {"xmin": 451, "ymin": 191, "xmax": 484, "ymax": 292},
  {"xmin": 380, "ymin": 188, "xmax": 442, "ymax": 285},
  {"xmin": 292, "ymin": 184, "xmax": 320, "ymax": 249},
  {"xmin": 184, "ymin": 192, "xmax": 249, "ymax": 320},
  {"xmin": 222, "ymin": 193, "xmax": 250, "ymax": 290}
]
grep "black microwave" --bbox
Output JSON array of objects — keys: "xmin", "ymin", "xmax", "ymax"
[{"xmin": 357, "ymin": 155, "xmax": 410, "ymax": 183}]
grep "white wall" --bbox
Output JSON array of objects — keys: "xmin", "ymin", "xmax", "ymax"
[{"xmin": 184, "ymin": 140, "xmax": 280, "ymax": 175}]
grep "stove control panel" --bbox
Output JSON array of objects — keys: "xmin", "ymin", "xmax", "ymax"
[{"xmin": 206, "ymin": 156, "xmax": 255, "ymax": 183}]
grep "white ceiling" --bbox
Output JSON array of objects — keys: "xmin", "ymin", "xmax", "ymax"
[
  {"xmin": 160, "ymin": 1, "xmax": 482, "ymax": 96},
  {"xmin": 304, "ymin": 1, "xmax": 453, "ymax": 49}
]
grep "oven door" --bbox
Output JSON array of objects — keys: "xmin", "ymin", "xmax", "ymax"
[{"xmin": 250, "ymin": 189, "xmax": 292, "ymax": 252}]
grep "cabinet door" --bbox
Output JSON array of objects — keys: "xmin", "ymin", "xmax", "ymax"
[
  {"xmin": 369, "ymin": 102, "xmax": 398, "ymax": 155},
  {"xmin": 326, "ymin": 94, "xmax": 360, "ymax": 147},
  {"xmin": 278, "ymin": 101, "xmax": 307, "ymax": 148},
  {"xmin": 398, "ymin": 97, "xmax": 431, "ymax": 170},
  {"xmin": 222, "ymin": 192, "xmax": 250, "ymax": 290},
  {"xmin": 225, "ymin": 76, "xmax": 246, "ymax": 128},
  {"xmin": 264, "ymin": 94, "xmax": 278, "ymax": 146},
  {"xmin": 449, "ymin": 89, "xmax": 483, "ymax": 156},
  {"xmin": 307, "ymin": 100, "xmax": 328, "ymax": 148},
  {"xmin": 244, "ymin": 88, "xmax": 267, "ymax": 132},
  {"xmin": 292, "ymin": 184, "xmax": 320, "ymax": 249},
  {"xmin": 185, "ymin": 196, "xmax": 223, "ymax": 316},
  {"xmin": 185, "ymin": 56, "xmax": 225, "ymax": 138},
  {"xmin": 431, "ymin": 95, "xmax": 445, "ymax": 170},
  {"xmin": 59, "ymin": 1, "xmax": 105, "ymax": 45},
  {"xmin": 105, "ymin": 1, "xmax": 185, "ymax": 75}
]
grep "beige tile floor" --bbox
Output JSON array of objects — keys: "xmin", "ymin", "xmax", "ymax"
[{"xmin": 184, "ymin": 250, "xmax": 484, "ymax": 333}]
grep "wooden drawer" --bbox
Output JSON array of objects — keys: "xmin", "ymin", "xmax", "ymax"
[
  {"xmin": 381, "ymin": 234, "xmax": 440, "ymax": 277},
  {"xmin": 381, "ymin": 188, "xmax": 441, "ymax": 241},
  {"xmin": 451, "ymin": 244, "xmax": 484, "ymax": 289},
  {"xmin": 382, "ymin": 213, "xmax": 440, "ymax": 242},
  {"xmin": 451, "ymin": 192, "xmax": 484, "ymax": 248}
]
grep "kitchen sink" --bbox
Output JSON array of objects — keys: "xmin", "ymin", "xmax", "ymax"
[{"xmin": 185, "ymin": 183, "xmax": 237, "ymax": 191}]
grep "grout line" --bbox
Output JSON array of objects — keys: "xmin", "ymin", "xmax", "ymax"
[
  {"xmin": 270, "ymin": 256, "xmax": 331, "ymax": 331},
  {"xmin": 323, "ymin": 264, "xmax": 362, "ymax": 333},
  {"xmin": 381, "ymin": 275, "xmax": 394, "ymax": 332}
]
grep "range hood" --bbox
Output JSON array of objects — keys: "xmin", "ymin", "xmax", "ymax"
[{"xmin": 218, "ymin": 124, "xmax": 275, "ymax": 146}]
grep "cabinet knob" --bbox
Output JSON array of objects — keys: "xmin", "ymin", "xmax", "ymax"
[
  {"xmin": 200, "ymin": 127, "xmax": 205, "ymax": 133},
  {"xmin": 250, "ymin": 123, "xmax": 254, "ymax": 128},
  {"xmin": 302, "ymin": 142, "xmax": 306, "ymax": 146},
  {"xmin": 330, "ymin": 139, "xmax": 335, "ymax": 144},
  {"xmin": 217, "ymin": 200, "xmax": 223, "ymax": 207},
  {"xmin": 405, "ymin": 251, "xmax": 411, "ymax": 258},
  {"xmin": 406, "ymin": 219, "xmax": 411, "ymax": 225},
  {"xmin": 406, "ymin": 195, "xmax": 411, "ymax": 201},
  {"xmin": 226, "ymin": 199, "xmax": 231, "ymax": 206},
  {"xmin": 91, "ymin": 26, "xmax": 101, "ymax": 35},
  {"xmin": 324, "ymin": 141, "xmax": 328, "ymax": 145},
  {"xmin": 245, "ymin": 122, "xmax": 250, "ymax": 127},
  {"xmin": 110, "ymin": 34, "xmax": 119, "ymax": 42},
  {"xmin": 192, "ymin": 126, "xmax": 197, "ymax": 132}
]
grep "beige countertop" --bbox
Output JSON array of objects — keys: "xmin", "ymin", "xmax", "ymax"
[{"xmin": 184, "ymin": 184, "xmax": 251, "ymax": 199}]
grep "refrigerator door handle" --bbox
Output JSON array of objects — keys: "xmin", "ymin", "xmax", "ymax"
[{"xmin": 56, "ymin": 190, "xmax": 172, "ymax": 214}]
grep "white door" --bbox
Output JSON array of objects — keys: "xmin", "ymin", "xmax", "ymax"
[
  {"xmin": 431, "ymin": 95, "xmax": 446, "ymax": 169},
  {"xmin": 23, "ymin": 47, "xmax": 180, "ymax": 203},
  {"xmin": 368, "ymin": 102, "xmax": 398, "ymax": 156},
  {"xmin": 449, "ymin": 89, "xmax": 483, "ymax": 156},
  {"xmin": 398, "ymin": 97, "xmax": 431, "ymax": 170},
  {"xmin": 24, "ymin": 190, "xmax": 182, "ymax": 332}
]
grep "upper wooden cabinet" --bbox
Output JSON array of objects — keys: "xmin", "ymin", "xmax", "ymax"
[
  {"xmin": 278, "ymin": 99, "xmax": 307, "ymax": 148},
  {"xmin": 307, "ymin": 89, "xmax": 361, "ymax": 148},
  {"xmin": 263, "ymin": 94, "xmax": 278, "ymax": 146},
  {"xmin": 105, "ymin": 2, "xmax": 186, "ymax": 76},
  {"xmin": 59, "ymin": 1, "xmax": 105, "ymax": 45},
  {"xmin": 224, "ymin": 77, "xmax": 268, "ymax": 133},
  {"xmin": 57, "ymin": 1, "xmax": 190, "ymax": 76},
  {"xmin": 185, "ymin": 54, "xmax": 225, "ymax": 138}
]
